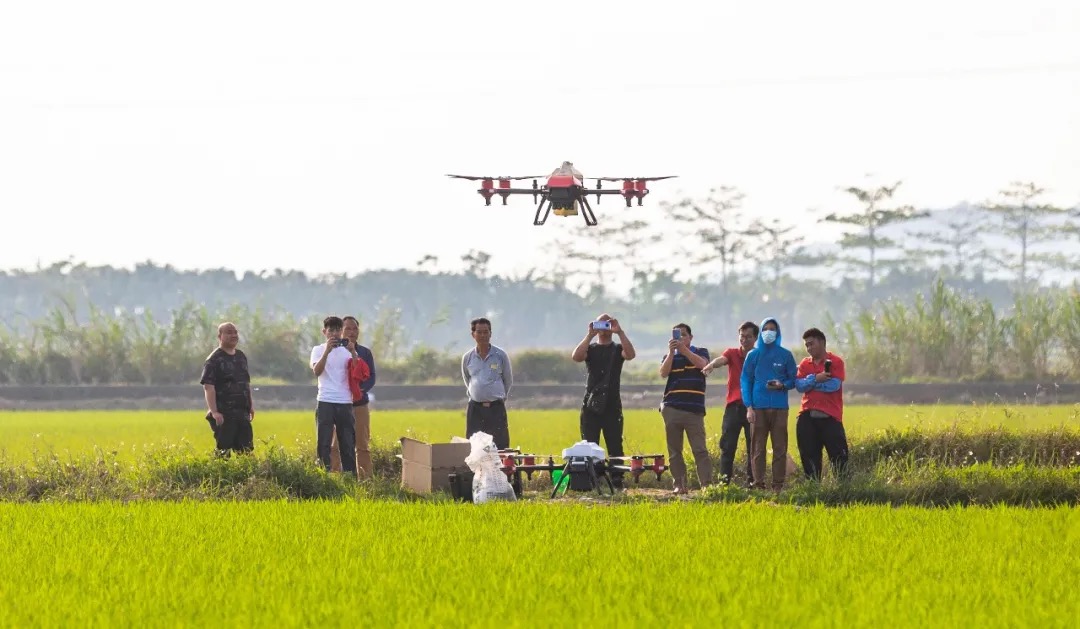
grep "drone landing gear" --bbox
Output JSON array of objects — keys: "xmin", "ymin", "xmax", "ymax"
[
  {"xmin": 578, "ymin": 196, "xmax": 598, "ymax": 227},
  {"xmin": 550, "ymin": 456, "xmax": 615, "ymax": 498}
]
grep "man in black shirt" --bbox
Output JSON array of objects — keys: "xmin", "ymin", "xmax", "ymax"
[
  {"xmin": 571, "ymin": 313, "xmax": 637, "ymax": 487},
  {"xmin": 199, "ymin": 322, "xmax": 254, "ymax": 456}
]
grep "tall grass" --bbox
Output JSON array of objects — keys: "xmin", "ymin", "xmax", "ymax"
[
  {"xmin": 2, "ymin": 283, "xmax": 1079, "ymax": 384},
  {"xmin": 2, "ymin": 425, "xmax": 1077, "ymax": 506},
  {"xmin": 831, "ymin": 279, "xmax": 1080, "ymax": 382}
]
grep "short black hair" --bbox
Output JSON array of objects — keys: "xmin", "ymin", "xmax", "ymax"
[
  {"xmin": 471, "ymin": 317, "xmax": 491, "ymax": 332},
  {"xmin": 802, "ymin": 327, "xmax": 827, "ymax": 344},
  {"xmin": 342, "ymin": 315, "xmax": 359, "ymax": 325},
  {"xmin": 323, "ymin": 316, "xmax": 344, "ymax": 330},
  {"xmin": 739, "ymin": 321, "xmax": 760, "ymax": 336},
  {"xmin": 674, "ymin": 322, "xmax": 692, "ymax": 336}
]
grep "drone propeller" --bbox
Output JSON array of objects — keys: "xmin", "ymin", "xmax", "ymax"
[
  {"xmin": 446, "ymin": 174, "xmax": 543, "ymax": 180},
  {"xmin": 593, "ymin": 176, "xmax": 678, "ymax": 182}
]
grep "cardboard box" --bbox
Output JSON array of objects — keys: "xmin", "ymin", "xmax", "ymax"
[{"xmin": 399, "ymin": 437, "xmax": 472, "ymax": 493}]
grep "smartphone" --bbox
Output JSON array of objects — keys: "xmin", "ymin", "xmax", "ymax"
[
  {"xmin": 337, "ymin": 338, "xmax": 350, "ymax": 347},
  {"xmin": 824, "ymin": 359, "xmax": 832, "ymax": 374},
  {"xmin": 592, "ymin": 320, "xmax": 611, "ymax": 331},
  {"xmin": 672, "ymin": 328, "xmax": 681, "ymax": 340}
]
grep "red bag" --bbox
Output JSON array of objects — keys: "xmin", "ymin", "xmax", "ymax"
[{"xmin": 348, "ymin": 357, "xmax": 371, "ymax": 402}]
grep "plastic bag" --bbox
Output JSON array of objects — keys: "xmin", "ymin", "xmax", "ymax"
[{"xmin": 464, "ymin": 431, "xmax": 517, "ymax": 504}]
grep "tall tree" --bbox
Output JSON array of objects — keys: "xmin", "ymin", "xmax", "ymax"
[
  {"xmin": 550, "ymin": 210, "xmax": 652, "ymax": 298},
  {"xmin": 906, "ymin": 205, "xmax": 995, "ymax": 279},
  {"xmin": 661, "ymin": 186, "xmax": 750, "ymax": 291},
  {"xmin": 822, "ymin": 180, "xmax": 928, "ymax": 287},
  {"xmin": 744, "ymin": 217, "xmax": 823, "ymax": 283},
  {"xmin": 979, "ymin": 181, "xmax": 1072, "ymax": 287},
  {"xmin": 460, "ymin": 249, "xmax": 492, "ymax": 279}
]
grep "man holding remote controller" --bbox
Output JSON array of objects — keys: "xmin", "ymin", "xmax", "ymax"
[
  {"xmin": 310, "ymin": 316, "xmax": 357, "ymax": 474},
  {"xmin": 794, "ymin": 327, "xmax": 849, "ymax": 480}
]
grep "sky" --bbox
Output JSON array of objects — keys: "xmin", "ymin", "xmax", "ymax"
[{"xmin": 2, "ymin": 1, "xmax": 1078, "ymax": 286}]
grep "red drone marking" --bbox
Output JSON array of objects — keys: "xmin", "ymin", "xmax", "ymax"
[{"xmin": 446, "ymin": 161, "xmax": 676, "ymax": 227}]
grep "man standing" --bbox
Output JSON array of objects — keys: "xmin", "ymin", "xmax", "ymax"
[
  {"xmin": 199, "ymin": 322, "xmax": 255, "ymax": 456},
  {"xmin": 740, "ymin": 317, "xmax": 798, "ymax": 491},
  {"xmin": 310, "ymin": 316, "xmax": 356, "ymax": 474},
  {"xmin": 329, "ymin": 315, "xmax": 377, "ymax": 479},
  {"xmin": 703, "ymin": 320, "xmax": 759, "ymax": 486},
  {"xmin": 461, "ymin": 317, "xmax": 513, "ymax": 450},
  {"xmin": 658, "ymin": 323, "xmax": 712, "ymax": 494},
  {"xmin": 795, "ymin": 328, "xmax": 849, "ymax": 480},
  {"xmin": 572, "ymin": 313, "xmax": 637, "ymax": 488}
]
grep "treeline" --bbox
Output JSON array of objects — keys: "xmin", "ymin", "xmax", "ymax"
[{"xmin": 1, "ymin": 281, "xmax": 1078, "ymax": 385}]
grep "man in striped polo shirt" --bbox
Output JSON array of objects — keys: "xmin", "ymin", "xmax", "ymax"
[{"xmin": 658, "ymin": 322, "xmax": 712, "ymax": 494}]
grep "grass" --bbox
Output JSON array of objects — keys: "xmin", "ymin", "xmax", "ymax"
[
  {"xmin": 0, "ymin": 501, "xmax": 1075, "ymax": 627},
  {"xmin": 1, "ymin": 404, "xmax": 1078, "ymax": 463}
]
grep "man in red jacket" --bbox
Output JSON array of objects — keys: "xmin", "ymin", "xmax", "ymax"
[{"xmin": 794, "ymin": 327, "xmax": 849, "ymax": 480}]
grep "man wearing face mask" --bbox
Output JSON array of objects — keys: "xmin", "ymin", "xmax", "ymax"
[{"xmin": 740, "ymin": 317, "xmax": 798, "ymax": 491}]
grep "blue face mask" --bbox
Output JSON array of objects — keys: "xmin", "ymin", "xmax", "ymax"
[{"xmin": 761, "ymin": 330, "xmax": 777, "ymax": 344}]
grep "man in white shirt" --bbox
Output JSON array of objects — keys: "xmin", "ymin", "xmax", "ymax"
[{"xmin": 310, "ymin": 316, "xmax": 356, "ymax": 473}]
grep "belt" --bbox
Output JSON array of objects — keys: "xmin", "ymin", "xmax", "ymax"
[{"xmin": 471, "ymin": 399, "xmax": 504, "ymax": 407}]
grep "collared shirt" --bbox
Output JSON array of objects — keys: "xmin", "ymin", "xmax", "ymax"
[
  {"xmin": 661, "ymin": 346, "xmax": 711, "ymax": 415},
  {"xmin": 462, "ymin": 344, "xmax": 513, "ymax": 403}
]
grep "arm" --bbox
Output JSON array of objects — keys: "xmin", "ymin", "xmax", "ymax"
[
  {"xmin": 780, "ymin": 353, "xmax": 799, "ymax": 390},
  {"xmin": 311, "ymin": 345, "xmax": 331, "ymax": 377},
  {"xmin": 502, "ymin": 351, "xmax": 513, "ymax": 397},
  {"xmin": 701, "ymin": 351, "xmax": 730, "ymax": 376},
  {"xmin": 616, "ymin": 330, "xmax": 636, "ymax": 361},
  {"xmin": 740, "ymin": 351, "xmax": 757, "ymax": 408},
  {"xmin": 247, "ymin": 383, "xmax": 255, "ymax": 419},
  {"xmin": 680, "ymin": 346, "xmax": 709, "ymax": 371},
  {"xmin": 203, "ymin": 384, "xmax": 219, "ymax": 414},
  {"xmin": 200, "ymin": 360, "xmax": 224, "ymax": 425},
  {"xmin": 815, "ymin": 357, "xmax": 845, "ymax": 393},
  {"xmin": 360, "ymin": 347, "xmax": 376, "ymax": 393},
  {"xmin": 572, "ymin": 327, "xmax": 597, "ymax": 362},
  {"xmin": 659, "ymin": 349, "xmax": 676, "ymax": 378},
  {"xmin": 795, "ymin": 360, "xmax": 817, "ymax": 393},
  {"xmin": 461, "ymin": 353, "xmax": 471, "ymax": 387}
]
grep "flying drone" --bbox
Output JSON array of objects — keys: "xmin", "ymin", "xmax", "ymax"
[{"xmin": 446, "ymin": 161, "xmax": 676, "ymax": 227}]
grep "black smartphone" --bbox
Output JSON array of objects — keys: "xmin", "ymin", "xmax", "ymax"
[
  {"xmin": 824, "ymin": 359, "xmax": 832, "ymax": 374},
  {"xmin": 337, "ymin": 338, "xmax": 350, "ymax": 347}
]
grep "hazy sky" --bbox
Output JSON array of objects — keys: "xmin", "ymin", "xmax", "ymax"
[{"xmin": 2, "ymin": 1, "xmax": 1078, "ymax": 283}]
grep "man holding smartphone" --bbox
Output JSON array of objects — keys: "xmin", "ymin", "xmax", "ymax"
[
  {"xmin": 572, "ymin": 313, "xmax": 637, "ymax": 488},
  {"xmin": 310, "ymin": 316, "xmax": 357, "ymax": 474},
  {"xmin": 740, "ymin": 317, "xmax": 798, "ymax": 491},
  {"xmin": 794, "ymin": 328, "xmax": 849, "ymax": 480},
  {"xmin": 659, "ymin": 323, "xmax": 712, "ymax": 494}
]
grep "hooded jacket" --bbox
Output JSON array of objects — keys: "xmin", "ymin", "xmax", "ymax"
[{"xmin": 740, "ymin": 317, "xmax": 798, "ymax": 409}]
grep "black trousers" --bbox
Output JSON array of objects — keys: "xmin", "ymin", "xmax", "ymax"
[
  {"xmin": 718, "ymin": 401, "xmax": 752, "ymax": 484},
  {"xmin": 316, "ymin": 401, "xmax": 356, "ymax": 473},
  {"xmin": 580, "ymin": 407, "xmax": 625, "ymax": 484},
  {"xmin": 796, "ymin": 410, "xmax": 850, "ymax": 480},
  {"xmin": 206, "ymin": 412, "xmax": 253, "ymax": 456},
  {"xmin": 466, "ymin": 400, "xmax": 510, "ymax": 450}
]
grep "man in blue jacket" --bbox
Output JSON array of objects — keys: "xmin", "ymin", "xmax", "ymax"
[{"xmin": 740, "ymin": 317, "xmax": 798, "ymax": 490}]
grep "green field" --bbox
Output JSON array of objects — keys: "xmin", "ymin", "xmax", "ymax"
[
  {"xmin": 2, "ymin": 404, "xmax": 1077, "ymax": 462},
  {"xmin": 0, "ymin": 501, "xmax": 1075, "ymax": 627},
  {"xmin": 1, "ymin": 405, "xmax": 1077, "ymax": 626}
]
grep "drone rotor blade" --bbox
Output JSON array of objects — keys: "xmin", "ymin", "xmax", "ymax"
[
  {"xmin": 446, "ymin": 174, "xmax": 491, "ymax": 181},
  {"xmin": 594, "ymin": 176, "xmax": 678, "ymax": 182}
]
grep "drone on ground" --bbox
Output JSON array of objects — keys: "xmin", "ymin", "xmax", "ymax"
[
  {"xmin": 499, "ymin": 450, "xmax": 669, "ymax": 498},
  {"xmin": 446, "ymin": 161, "xmax": 676, "ymax": 227}
]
